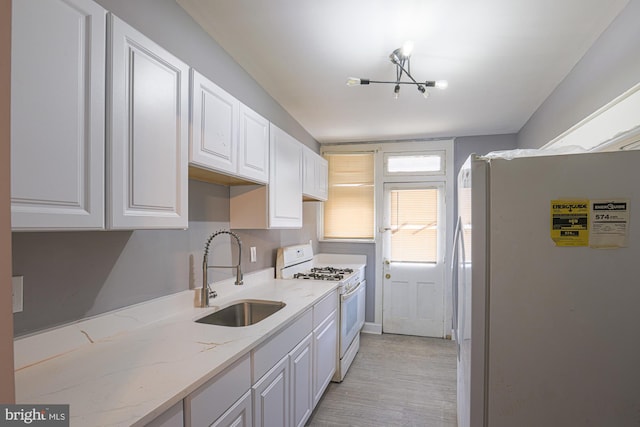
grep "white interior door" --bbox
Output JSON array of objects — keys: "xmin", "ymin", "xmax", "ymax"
[{"xmin": 382, "ymin": 182, "xmax": 446, "ymax": 337}]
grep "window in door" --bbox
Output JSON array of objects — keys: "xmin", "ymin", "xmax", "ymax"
[{"xmin": 389, "ymin": 188, "xmax": 439, "ymax": 263}]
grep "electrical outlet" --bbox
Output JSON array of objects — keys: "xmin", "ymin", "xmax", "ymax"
[
  {"xmin": 250, "ymin": 247, "xmax": 257, "ymax": 263},
  {"xmin": 12, "ymin": 276, "xmax": 23, "ymax": 313}
]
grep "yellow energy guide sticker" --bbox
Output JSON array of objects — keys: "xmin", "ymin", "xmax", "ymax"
[{"xmin": 551, "ymin": 200, "xmax": 589, "ymax": 246}]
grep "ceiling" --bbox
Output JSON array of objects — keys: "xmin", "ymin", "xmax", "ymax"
[{"xmin": 176, "ymin": 0, "xmax": 628, "ymax": 144}]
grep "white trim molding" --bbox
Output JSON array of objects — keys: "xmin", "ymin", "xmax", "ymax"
[
  {"xmin": 361, "ymin": 322, "xmax": 382, "ymax": 335},
  {"xmin": 543, "ymin": 82, "xmax": 640, "ymax": 152}
]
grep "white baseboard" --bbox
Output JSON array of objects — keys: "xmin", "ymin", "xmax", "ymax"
[{"xmin": 361, "ymin": 322, "xmax": 382, "ymax": 334}]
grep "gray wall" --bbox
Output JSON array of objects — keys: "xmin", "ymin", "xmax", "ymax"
[
  {"xmin": 454, "ymin": 134, "xmax": 518, "ymax": 178},
  {"xmin": 518, "ymin": 0, "xmax": 640, "ymax": 149},
  {"xmin": 454, "ymin": 133, "xmax": 518, "ymax": 218},
  {"xmin": 11, "ymin": 0, "xmax": 322, "ymax": 336}
]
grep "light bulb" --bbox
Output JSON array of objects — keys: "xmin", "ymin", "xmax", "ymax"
[
  {"xmin": 401, "ymin": 41, "xmax": 414, "ymax": 57},
  {"xmin": 435, "ymin": 80, "xmax": 449, "ymax": 90},
  {"xmin": 346, "ymin": 77, "xmax": 361, "ymax": 86},
  {"xmin": 394, "ymin": 84, "xmax": 400, "ymax": 99}
]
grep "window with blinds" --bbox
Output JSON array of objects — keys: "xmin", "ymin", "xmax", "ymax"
[
  {"xmin": 390, "ymin": 188, "xmax": 439, "ymax": 263},
  {"xmin": 323, "ymin": 152, "xmax": 375, "ymax": 240}
]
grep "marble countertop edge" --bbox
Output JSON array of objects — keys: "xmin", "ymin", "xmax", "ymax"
[{"xmin": 13, "ymin": 268, "xmax": 340, "ymax": 426}]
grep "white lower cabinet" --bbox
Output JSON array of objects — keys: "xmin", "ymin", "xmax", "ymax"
[
  {"xmin": 145, "ymin": 401, "xmax": 184, "ymax": 427},
  {"xmin": 252, "ymin": 354, "xmax": 290, "ymax": 427},
  {"xmin": 184, "ymin": 354, "xmax": 251, "ymax": 426},
  {"xmin": 251, "ymin": 333, "xmax": 314, "ymax": 427},
  {"xmin": 289, "ymin": 334, "xmax": 313, "ymax": 427},
  {"xmin": 211, "ymin": 390, "xmax": 252, "ymax": 427},
  {"xmin": 312, "ymin": 309, "xmax": 338, "ymax": 406},
  {"xmin": 180, "ymin": 291, "xmax": 338, "ymax": 427}
]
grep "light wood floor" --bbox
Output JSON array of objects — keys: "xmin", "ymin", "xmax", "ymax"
[{"xmin": 307, "ymin": 333, "xmax": 457, "ymax": 427}]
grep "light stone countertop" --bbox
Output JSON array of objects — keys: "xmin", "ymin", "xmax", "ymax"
[{"xmin": 13, "ymin": 268, "xmax": 339, "ymax": 426}]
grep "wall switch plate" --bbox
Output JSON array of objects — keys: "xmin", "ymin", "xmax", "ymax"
[
  {"xmin": 250, "ymin": 247, "xmax": 257, "ymax": 263},
  {"xmin": 12, "ymin": 276, "xmax": 23, "ymax": 313}
]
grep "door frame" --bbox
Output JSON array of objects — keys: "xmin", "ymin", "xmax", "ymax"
[{"xmin": 374, "ymin": 140, "xmax": 454, "ymax": 338}]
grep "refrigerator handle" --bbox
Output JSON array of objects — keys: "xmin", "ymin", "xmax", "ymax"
[{"xmin": 451, "ymin": 217, "xmax": 462, "ymax": 351}]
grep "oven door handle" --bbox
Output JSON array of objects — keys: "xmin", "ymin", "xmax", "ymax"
[{"xmin": 341, "ymin": 280, "xmax": 362, "ymax": 301}]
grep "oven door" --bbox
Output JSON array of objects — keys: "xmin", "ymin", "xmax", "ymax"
[{"xmin": 340, "ymin": 280, "xmax": 363, "ymax": 358}]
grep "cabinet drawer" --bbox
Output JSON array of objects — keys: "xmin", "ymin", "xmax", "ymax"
[
  {"xmin": 313, "ymin": 290, "xmax": 338, "ymax": 329},
  {"xmin": 185, "ymin": 353, "xmax": 251, "ymax": 426},
  {"xmin": 145, "ymin": 401, "xmax": 183, "ymax": 427},
  {"xmin": 252, "ymin": 308, "xmax": 312, "ymax": 382}
]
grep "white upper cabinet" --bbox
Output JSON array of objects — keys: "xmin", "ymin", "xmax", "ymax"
[
  {"xmin": 189, "ymin": 69, "xmax": 239, "ymax": 176},
  {"xmin": 108, "ymin": 14, "xmax": 189, "ymax": 229},
  {"xmin": 302, "ymin": 145, "xmax": 328, "ymax": 202},
  {"xmin": 11, "ymin": 0, "xmax": 106, "ymax": 231},
  {"xmin": 238, "ymin": 104, "xmax": 269, "ymax": 184},
  {"xmin": 268, "ymin": 124, "xmax": 303, "ymax": 228},
  {"xmin": 230, "ymin": 124, "xmax": 302, "ymax": 229},
  {"xmin": 189, "ymin": 69, "xmax": 269, "ymax": 185}
]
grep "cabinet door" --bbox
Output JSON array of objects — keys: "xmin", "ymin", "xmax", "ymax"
[
  {"xmin": 108, "ymin": 15, "xmax": 189, "ymax": 229},
  {"xmin": 269, "ymin": 124, "xmax": 302, "ymax": 228},
  {"xmin": 313, "ymin": 309, "xmax": 338, "ymax": 406},
  {"xmin": 11, "ymin": 0, "xmax": 106, "ymax": 230},
  {"xmin": 190, "ymin": 69, "xmax": 239, "ymax": 176},
  {"xmin": 211, "ymin": 390, "xmax": 252, "ymax": 427},
  {"xmin": 302, "ymin": 146, "xmax": 315, "ymax": 199},
  {"xmin": 316, "ymin": 155, "xmax": 329, "ymax": 201},
  {"xmin": 238, "ymin": 104, "xmax": 269, "ymax": 184},
  {"xmin": 302, "ymin": 146, "xmax": 328, "ymax": 202},
  {"xmin": 290, "ymin": 334, "xmax": 313, "ymax": 427},
  {"xmin": 253, "ymin": 354, "xmax": 289, "ymax": 427}
]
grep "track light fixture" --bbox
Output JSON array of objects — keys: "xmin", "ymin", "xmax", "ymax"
[{"xmin": 346, "ymin": 42, "xmax": 447, "ymax": 99}]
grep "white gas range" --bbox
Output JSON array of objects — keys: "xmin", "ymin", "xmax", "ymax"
[{"xmin": 276, "ymin": 244, "xmax": 366, "ymax": 382}]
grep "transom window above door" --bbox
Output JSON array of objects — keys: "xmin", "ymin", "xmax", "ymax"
[{"xmin": 384, "ymin": 151, "xmax": 445, "ymax": 176}]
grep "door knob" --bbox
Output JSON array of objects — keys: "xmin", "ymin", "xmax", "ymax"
[{"xmin": 385, "ymin": 273, "xmax": 391, "ymax": 279}]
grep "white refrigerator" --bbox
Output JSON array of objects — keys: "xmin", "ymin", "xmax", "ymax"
[{"xmin": 452, "ymin": 150, "xmax": 640, "ymax": 427}]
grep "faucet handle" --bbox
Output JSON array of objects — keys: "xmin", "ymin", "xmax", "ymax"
[{"xmin": 208, "ymin": 288, "xmax": 218, "ymax": 299}]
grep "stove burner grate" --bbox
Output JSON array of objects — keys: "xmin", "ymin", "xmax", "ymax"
[
  {"xmin": 293, "ymin": 272, "xmax": 344, "ymax": 281},
  {"xmin": 311, "ymin": 266, "xmax": 354, "ymax": 275}
]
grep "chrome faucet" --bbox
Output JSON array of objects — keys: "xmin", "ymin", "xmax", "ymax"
[{"xmin": 201, "ymin": 230, "xmax": 244, "ymax": 308}]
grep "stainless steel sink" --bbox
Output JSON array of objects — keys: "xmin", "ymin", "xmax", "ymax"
[{"xmin": 196, "ymin": 299, "xmax": 286, "ymax": 327}]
